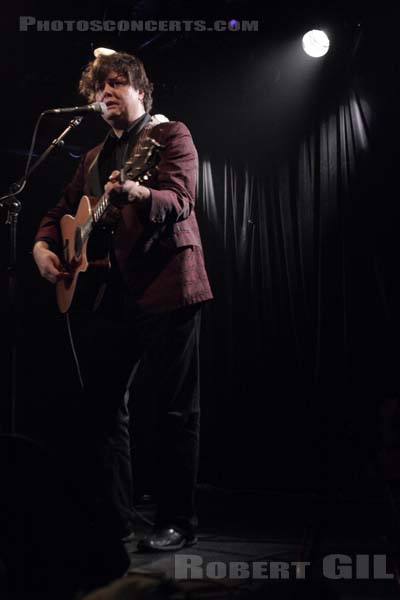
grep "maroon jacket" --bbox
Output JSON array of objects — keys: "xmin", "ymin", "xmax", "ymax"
[{"xmin": 35, "ymin": 119, "xmax": 213, "ymax": 313}]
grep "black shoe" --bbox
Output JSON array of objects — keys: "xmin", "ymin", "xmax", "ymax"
[{"xmin": 137, "ymin": 527, "xmax": 197, "ymax": 552}]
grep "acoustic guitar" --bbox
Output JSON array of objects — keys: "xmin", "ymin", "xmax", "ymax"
[{"xmin": 56, "ymin": 137, "xmax": 162, "ymax": 313}]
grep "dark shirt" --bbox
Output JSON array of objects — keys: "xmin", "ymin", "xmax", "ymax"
[
  {"xmin": 95, "ymin": 113, "xmax": 152, "ymax": 295},
  {"xmin": 97, "ymin": 112, "xmax": 151, "ymax": 187}
]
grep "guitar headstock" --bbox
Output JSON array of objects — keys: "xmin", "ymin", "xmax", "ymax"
[{"xmin": 122, "ymin": 138, "xmax": 164, "ymax": 184}]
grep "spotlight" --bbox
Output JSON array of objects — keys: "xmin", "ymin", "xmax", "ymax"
[{"xmin": 302, "ymin": 30, "xmax": 330, "ymax": 57}]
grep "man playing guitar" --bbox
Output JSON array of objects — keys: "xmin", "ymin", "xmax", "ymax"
[{"xmin": 33, "ymin": 50, "xmax": 213, "ymax": 553}]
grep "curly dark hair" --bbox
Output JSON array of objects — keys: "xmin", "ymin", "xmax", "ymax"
[{"xmin": 79, "ymin": 51, "xmax": 153, "ymax": 112}]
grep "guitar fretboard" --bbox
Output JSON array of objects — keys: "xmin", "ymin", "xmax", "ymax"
[{"xmin": 93, "ymin": 194, "xmax": 110, "ymax": 224}]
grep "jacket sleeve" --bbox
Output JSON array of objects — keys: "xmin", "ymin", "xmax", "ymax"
[
  {"xmin": 34, "ymin": 156, "xmax": 86, "ymax": 250},
  {"xmin": 145, "ymin": 121, "xmax": 198, "ymax": 225}
]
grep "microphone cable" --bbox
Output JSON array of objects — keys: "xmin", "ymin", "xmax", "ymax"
[
  {"xmin": 0, "ymin": 111, "xmax": 45, "ymax": 203},
  {"xmin": 65, "ymin": 311, "xmax": 84, "ymax": 390}
]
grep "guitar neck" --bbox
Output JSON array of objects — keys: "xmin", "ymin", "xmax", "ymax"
[
  {"xmin": 92, "ymin": 192, "xmax": 110, "ymax": 224},
  {"xmin": 80, "ymin": 192, "xmax": 110, "ymax": 244}
]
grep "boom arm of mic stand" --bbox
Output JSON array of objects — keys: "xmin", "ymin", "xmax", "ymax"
[{"xmin": 1, "ymin": 116, "xmax": 84, "ymax": 207}]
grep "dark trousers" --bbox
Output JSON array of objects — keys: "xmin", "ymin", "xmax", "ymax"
[{"xmin": 70, "ymin": 294, "xmax": 201, "ymax": 537}]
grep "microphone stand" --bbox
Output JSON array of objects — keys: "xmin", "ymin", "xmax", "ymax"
[{"xmin": 0, "ymin": 116, "xmax": 83, "ymax": 435}]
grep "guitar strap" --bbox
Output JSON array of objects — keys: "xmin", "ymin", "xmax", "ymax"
[{"xmin": 87, "ymin": 139, "xmax": 108, "ymax": 198}]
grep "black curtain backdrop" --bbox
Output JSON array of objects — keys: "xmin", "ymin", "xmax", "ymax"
[{"xmin": 195, "ymin": 82, "xmax": 389, "ymax": 491}]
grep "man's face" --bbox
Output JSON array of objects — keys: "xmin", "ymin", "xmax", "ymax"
[{"xmin": 94, "ymin": 69, "xmax": 145, "ymax": 128}]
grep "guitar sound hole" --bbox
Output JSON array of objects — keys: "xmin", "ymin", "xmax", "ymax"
[{"xmin": 74, "ymin": 227, "xmax": 82, "ymax": 259}]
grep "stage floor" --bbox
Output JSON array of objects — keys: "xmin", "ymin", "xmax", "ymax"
[{"xmin": 117, "ymin": 486, "xmax": 400, "ymax": 600}]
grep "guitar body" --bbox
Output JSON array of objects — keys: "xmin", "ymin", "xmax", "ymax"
[
  {"xmin": 57, "ymin": 195, "xmax": 107, "ymax": 314},
  {"xmin": 55, "ymin": 136, "xmax": 162, "ymax": 313}
]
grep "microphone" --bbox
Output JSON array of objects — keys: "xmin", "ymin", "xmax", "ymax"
[{"xmin": 45, "ymin": 102, "xmax": 106, "ymax": 115}]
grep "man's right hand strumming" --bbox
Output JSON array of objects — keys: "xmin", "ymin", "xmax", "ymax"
[{"xmin": 33, "ymin": 241, "xmax": 66, "ymax": 284}]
